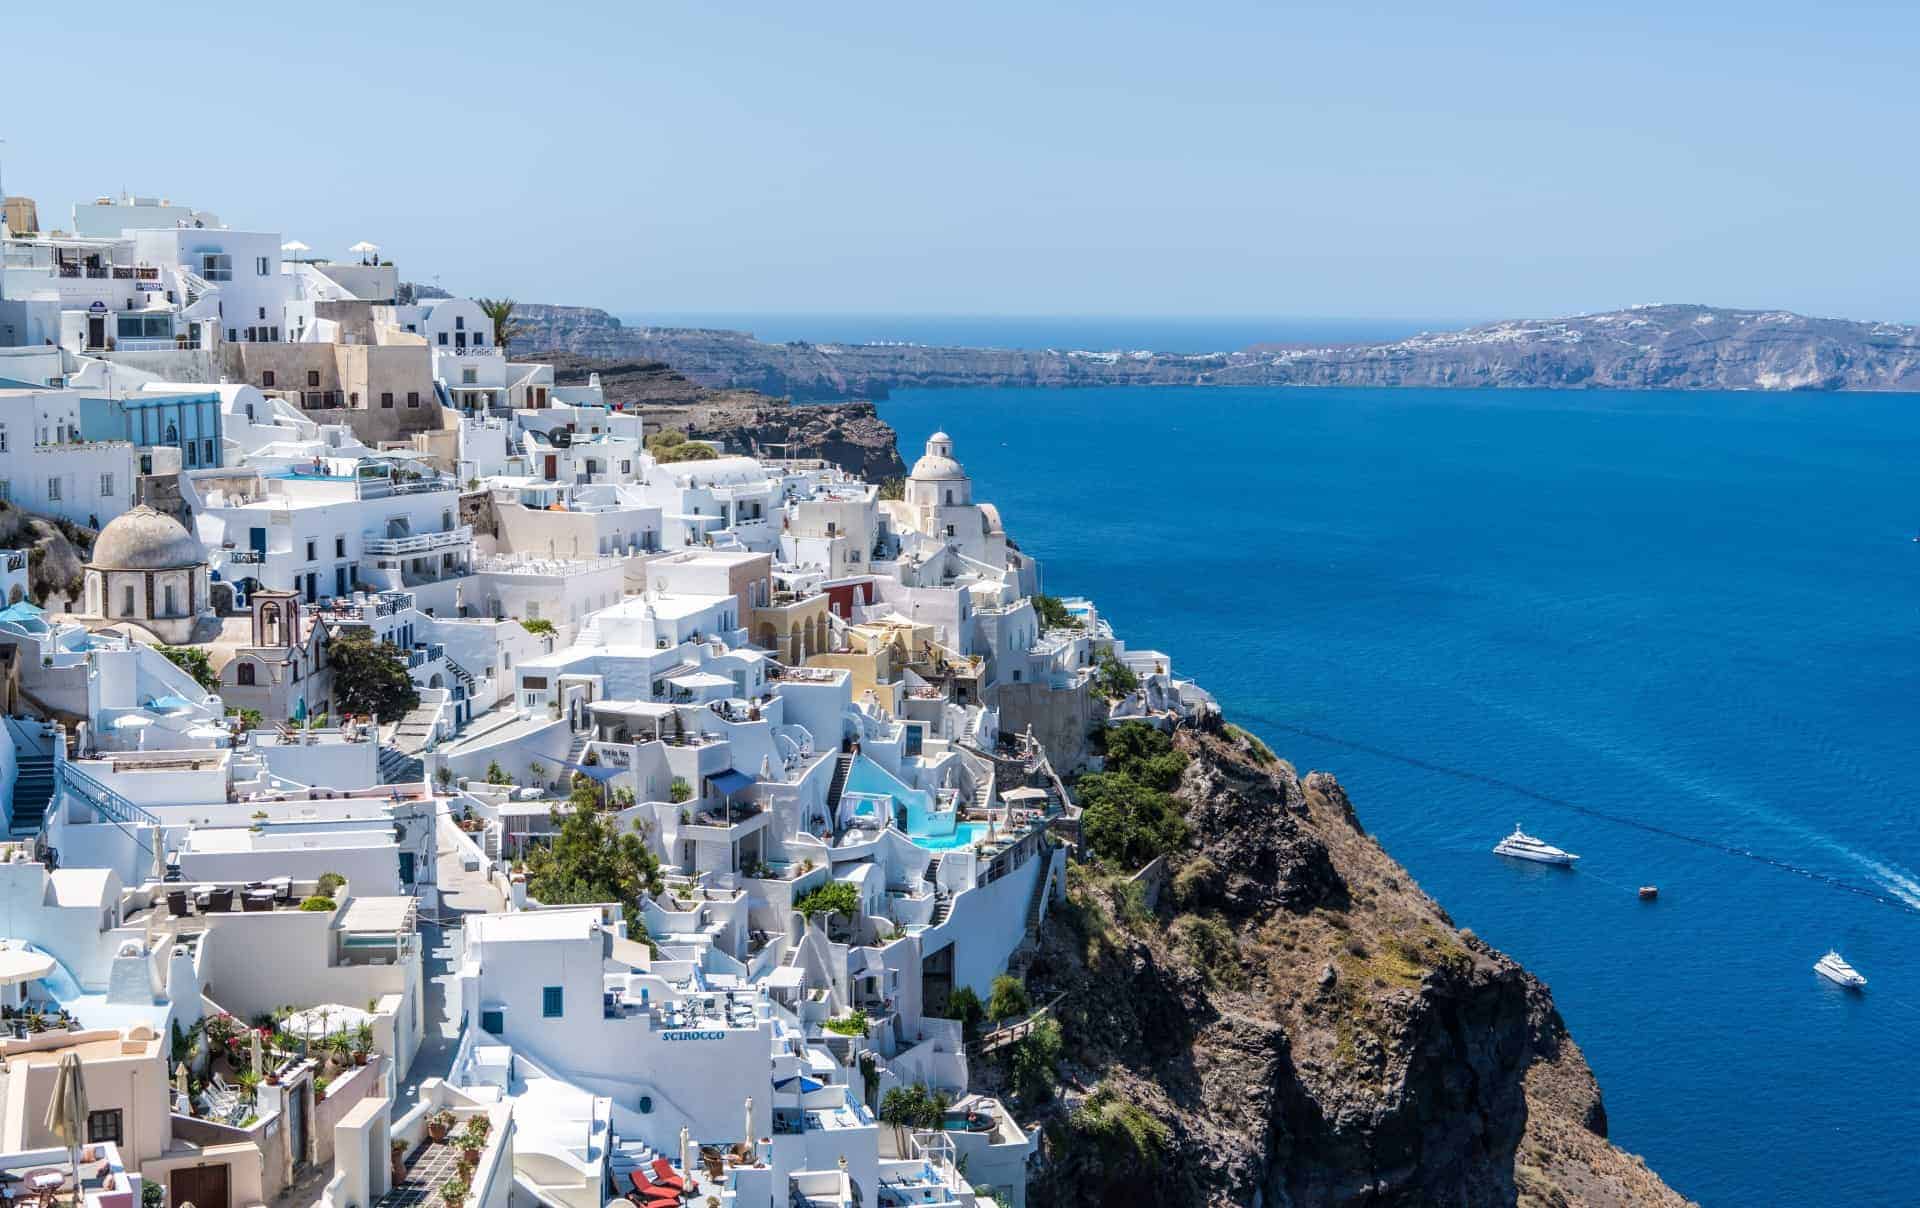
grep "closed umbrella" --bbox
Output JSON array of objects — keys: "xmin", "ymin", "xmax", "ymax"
[
  {"xmin": 678, "ymin": 1126, "xmax": 690, "ymax": 1185},
  {"xmin": 250, "ymin": 1028, "xmax": 264, "ymax": 1082},
  {"xmin": 44, "ymin": 1051, "xmax": 86, "ymax": 1190},
  {"xmin": 743, "ymin": 1096, "xmax": 753, "ymax": 1146}
]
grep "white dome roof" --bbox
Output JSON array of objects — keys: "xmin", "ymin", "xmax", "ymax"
[
  {"xmin": 910, "ymin": 431, "xmax": 965, "ymax": 481},
  {"xmin": 89, "ymin": 506, "xmax": 206, "ymax": 571}
]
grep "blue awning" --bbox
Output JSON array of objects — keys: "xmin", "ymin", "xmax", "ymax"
[
  {"xmin": 0, "ymin": 601, "xmax": 45, "ymax": 621},
  {"xmin": 148, "ymin": 695, "xmax": 195, "ymax": 712},
  {"xmin": 774, "ymin": 1075, "xmax": 824, "ymax": 1093},
  {"xmin": 562, "ymin": 760, "xmax": 622, "ymax": 782},
  {"xmin": 709, "ymin": 769, "xmax": 755, "ymax": 797}
]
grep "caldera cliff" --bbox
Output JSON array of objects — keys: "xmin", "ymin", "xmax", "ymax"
[{"xmin": 1014, "ymin": 723, "xmax": 1688, "ymax": 1207}]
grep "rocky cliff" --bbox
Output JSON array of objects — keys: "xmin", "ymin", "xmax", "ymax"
[
  {"xmin": 535, "ymin": 351, "xmax": 906, "ymax": 482},
  {"xmin": 510, "ymin": 302, "xmax": 1920, "ymax": 398},
  {"xmin": 1017, "ymin": 725, "xmax": 1689, "ymax": 1207}
]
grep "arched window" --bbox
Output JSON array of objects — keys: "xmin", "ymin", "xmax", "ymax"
[{"xmin": 237, "ymin": 663, "xmax": 255, "ymax": 685}]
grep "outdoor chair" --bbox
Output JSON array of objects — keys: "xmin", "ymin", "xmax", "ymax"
[
  {"xmin": 625, "ymin": 1172, "xmax": 681, "ymax": 1205},
  {"xmin": 242, "ymin": 890, "xmax": 272, "ymax": 912},
  {"xmin": 648, "ymin": 1159, "xmax": 687, "ymax": 1192},
  {"xmin": 204, "ymin": 887, "xmax": 233, "ymax": 912},
  {"xmin": 166, "ymin": 890, "xmax": 190, "ymax": 917}
]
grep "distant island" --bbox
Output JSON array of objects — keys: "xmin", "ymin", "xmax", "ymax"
[{"xmin": 499, "ymin": 301, "xmax": 1920, "ymax": 400}]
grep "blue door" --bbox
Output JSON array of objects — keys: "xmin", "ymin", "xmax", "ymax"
[{"xmin": 249, "ymin": 527, "xmax": 266, "ymax": 554}]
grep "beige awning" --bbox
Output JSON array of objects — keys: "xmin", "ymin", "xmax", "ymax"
[{"xmin": 0, "ymin": 949, "xmax": 57, "ymax": 986}]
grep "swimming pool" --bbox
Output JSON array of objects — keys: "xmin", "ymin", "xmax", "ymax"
[{"xmin": 910, "ymin": 822, "xmax": 983, "ymax": 851}]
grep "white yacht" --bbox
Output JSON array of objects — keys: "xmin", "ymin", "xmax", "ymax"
[
  {"xmin": 1492, "ymin": 824, "xmax": 1579, "ymax": 867},
  {"xmin": 1814, "ymin": 950, "xmax": 1867, "ymax": 989}
]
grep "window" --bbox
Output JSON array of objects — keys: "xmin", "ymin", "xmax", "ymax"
[
  {"xmin": 406, "ymin": 391, "xmax": 420, "ymax": 408},
  {"xmin": 203, "ymin": 438, "xmax": 215, "ymax": 464},
  {"xmin": 291, "ymin": 661, "xmax": 300, "ymax": 682},
  {"xmin": 526, "ymin": 601, "xmax": 540, "ymax": 620},
  {"xmin": 455, "ymin": 316, "xmax": 466, "ymax": 331},
  {"xmin": 257, "ymin": 307, "xmax": 267, "ymax": 321},
  {"xmin": 438, "ymin": 332, "xmax": 447, "ymax": 346},
  {"xmin": 461, "ymin": 368, "xmax": 477, "ymax": 385},
  {"xmin": 262, "ymin": 371, "xmax": 276, "ymax": 388},
  {"xmin": 85, "ymin": 1110, "xmax": 122, "ymax": 1145},
  {"xmin": 349, "ymin": 392, "xmax": 359, "ymax": 406},
  {"xmin": 237, "ymin": 662, "xmax": 255, "ymax": 685},
  {"xmin": 308, "ymin": 371, "xmax": 320, "ymax": 387},
  {"xmin": 162, "ymin": 584, "xmax": 177, "ymax": 615},
  {"xmin": 306, "ymin": 540, "xmax": 317, "ymax": 561},
  {"xmin": 270, "ymin": 326, "xmax": 280, "ymax": 342},
  {"xmin": 480, "ymin": 1009, "xmax": 503, "ymax": 1035},
  {"xmin": 621, "ymin": 460, "xmax": 631, "ymax": 474},
  {"xmin": 226, "ymin": 328, "xmax": 237, "ymax": 343},
  {"xmin": 336, "ymin": 536, "xmax": 347, "ymax": 557},
  {"xmin": 542, "ymin": 986, "xmax": 563, "ymax": 1018},
  {"xmin": 47, "ymin": 478, "xmax": 60, "ymax": 501},
  {"xmin": 0, "ymin": 427, "xmax": 8, "ymax": 453},
  {"xmin": 99, "ymin": 473, "xmax": 113, "ymax": 497},
  {"xmin": 380, "ymin": 392, "xmax": 394, "ymax": 409},
  {"xmin": 122, "ymin": 585, "xmax": 134, "ymax": 615},
  {"xmin": 200, "ymin": 253, "xmax": 232, "ymax": 281}
]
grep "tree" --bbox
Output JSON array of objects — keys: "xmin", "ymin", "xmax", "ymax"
[
  {"xmin": 1005, "ymin": 1016, "xmax": 1062, "ymax": 1104},
  {"xmin": 523, "ymin": 795, "xmax": 662, "ymax": 919},
  {"xmin": 987, "ymin": 974, "xmax": 1030, "ymax": 1024},
  {"xmin": 157, "ymin": 644, "xmax": 218, "ymax": 693},
  {"xmin": 485, "ymin": 761, "xmax": 511, "ymax": 786},
  {"xmin": 878, "ymin": 1083, "xmax": 947, "ymax": 1150},
  {"xmin": 328, "ymin": 632, "xmax": 419, "ymax": 720},
  {"xmin": 226, "ymin": 707, "xmax": 264, "ymax": 733},
  {"xmin": 1032, "ymin": 594, "xmax": 1081, "ymax": 631},
  {"xmin": 475, "ymin": 297, "xmax": 523, "ymax": 351},
  {"xmin": 1092, "ymin": 653, "xmax": 1139, "ymax": 700},
  {"xmin": 519, "ymin": 618, "xmax": 556, "ymax": 638},
  {"xmin": 876, "ymin": 477, "xmax": 906, "ymax": 501},
  {"xmin": 1077, "ymin": 772, "xmax": 1187, "ymax": 868},
  {"xmin": 942, "ymin": 986, "xmax": 984, "ymax": 1037},
  {"xmin": 1102, "ymin": 722, "xmax": 1188, "ymax": 790}
]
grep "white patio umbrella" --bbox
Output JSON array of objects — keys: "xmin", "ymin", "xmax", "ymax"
[
  {"xmin": 347, "ymin": 241, "xmax": 380, "ymax": 257},
  {"xmin": 44, "ymin": 1051, "xmax": 86, "ymax": 1190},
  {"xmin": 743, "ymin": 1096, "xmax": 753, "ymax": 1145},
  {"xmin": 280, "ymin": 240, "xmax": 310, "ymax": 257},
  {"xmin": 678, "ymin": 1126, "xmax": 690, "ymax": 1184},
  {"xmin": 250, "ymin": 1027, "xmax": 263, "ymax": 1080}
]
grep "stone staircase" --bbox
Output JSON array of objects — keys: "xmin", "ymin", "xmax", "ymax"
[
  {"xmin": 922, "ymin": 854, "xmax": 942, "ymax": 887},
  {"xmin": 565, "ymin": 731, "xmax": 590, "ymax": 769},
  {"xmin": 931, "ymin": 892, "xmax": 954, "ymax": 927},
  {"xmin": 825, "ymin": 752, "xmax": 854, "ymax": 818},
  {"xmin": 8, "ymin": 754, "xmax": 55, "ymax": 837},
  {"xmin": 443, "ymin": 653, "xmax": 477, "ymax": 695},
  {"xmin": 377, "ymin": 746, "xmax": 423, "ymax": 785}
]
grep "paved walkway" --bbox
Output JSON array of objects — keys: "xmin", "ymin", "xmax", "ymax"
[{"xmin": 398, "ymin": 814, "xmax": 505, "ymax": 1114}]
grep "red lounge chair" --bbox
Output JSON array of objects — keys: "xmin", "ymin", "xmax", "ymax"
[
  {"xmin": 648, "ymin": 1160, "xmax": 687, "ymax": 1193},
  {"xmin": 625, "ymin": 1172, "xmax": 681, "ymax": 1204}
]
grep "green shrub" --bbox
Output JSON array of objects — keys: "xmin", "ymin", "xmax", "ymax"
[
  {"xmin": 298, "ymin": 896, "xmax": 336, "ymax": 912},
  {"xmin": 1069, "ymin": 1082, "xmax": 1170, "ymax": 1172},
  {"xmin": 519, "ymin": 618, "xmax": 556, "ymax": 637},
  {"xmin": 1033, "ymin": 594, "xmax": 1081, "ymax": 631},
  {"xmin": 1078, "ymin": 772, "xmax": 1187, "ymax": 868},
  {"xmin": 1223, "ymin": 723, "xmax": 1276, "ymax": 764},
  {"xmin": 941, "ymin": 985, "xmax": 984, "ymax": 1036},
  {"xmin": 823, "ymin": 1010, "xmax": 869, "ymax": 1037},
  {"xmin": 794, "ymin": 881, "xmax": 860, "ymax": 921},
  {"xmin": 1005, "ymin": 1017, "xmax": 1062, "ymax": 1104},
  {"xmin": 316, "ymin": 872, "xmax": 346, "ymax": 898},
  {"xmin": 987, "ymin": 974, "xmax": 1030, "ymax": 1023},
  {"xmin": 668, "ymin": 777, "xmax": 692, "ymax": 803},
  {"xmin": 1172, "ymin": 913, "xmax": 1240, "ymax": 984},
  {"xmin": 1169, "ymin": 856, "xmax": 1218, "ymax": 909},
  {"xmin": 1092, "ymin": 653, "xmax": 1139, "ymax": 700}
]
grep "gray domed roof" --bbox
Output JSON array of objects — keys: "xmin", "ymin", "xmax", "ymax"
[{"xmin": 90, "ymin": 506, "xmax": 206, "ymax": 571}]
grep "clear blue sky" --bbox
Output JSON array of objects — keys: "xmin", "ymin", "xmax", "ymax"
[{"xmin": 7, "ymin": 1, "xmax": 1917, "ymax": 323}]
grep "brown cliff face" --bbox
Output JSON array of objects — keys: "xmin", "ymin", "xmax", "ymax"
[
  {"xmin": 1022, "ymin": 727, "xmax": 1690, "ymax": 1208},
  {"xmin": 530, "ymin": 351, "xmax": 907, "ymax": 483}
]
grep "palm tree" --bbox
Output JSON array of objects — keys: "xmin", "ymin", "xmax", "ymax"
[{"xmin": 476, "ymin": 297, "xmax": 524, "ymax": 351}]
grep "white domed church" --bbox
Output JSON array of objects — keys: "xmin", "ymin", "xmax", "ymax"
[
  {"xmin": 898, "ymin": 431, "xmax": 1007, "ymax": 567},
  {"xmin": 72, "ymin": 505, "xmax": 220, "ymax": 644}
]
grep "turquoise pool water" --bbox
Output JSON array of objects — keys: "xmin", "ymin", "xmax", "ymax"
[{"xmin": 910, "ymin": 822, "xmax": 983, "ymax": 851}]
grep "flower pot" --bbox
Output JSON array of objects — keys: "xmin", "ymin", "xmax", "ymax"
[
  {"xmin": 391, "ymin": 1156, "xmax": 408, "ymax": 1184},
  {"xmin": 353, "ymin": 1052, "xmax": 368, "ymax": 1066},
  {"xmin": 428, "ymin": 1122, "xmax": 449, "ymax": 1143},
  {"xmin": 462, "ymin": 1148, "xmax": 480, "ymax": 1166},
  {"xmin": 265, "ymin": 1073, "xmax": 280, "ymax": 1087}
]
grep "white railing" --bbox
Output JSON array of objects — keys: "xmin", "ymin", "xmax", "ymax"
[{"xmin": 362, "ymin": 524, "xmax": 472, "ymax": 556}]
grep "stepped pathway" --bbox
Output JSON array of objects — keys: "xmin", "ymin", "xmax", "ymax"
[
  {"xmin": 9, "ymin": 753, "xmax": 55, "ymax": 837},
  {"xmin": 826, "ymin": 752, "xmax": 854, "ymax": 817}
]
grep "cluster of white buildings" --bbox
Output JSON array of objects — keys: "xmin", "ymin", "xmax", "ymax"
[{"xmin": 0, "ymin": 188, "xmax": 1217, "ymax": 1208}]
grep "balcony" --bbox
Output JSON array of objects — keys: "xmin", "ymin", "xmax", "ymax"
[{"xmin": 362, "ymin": 525, "xmax": 472, "ymax": 556}]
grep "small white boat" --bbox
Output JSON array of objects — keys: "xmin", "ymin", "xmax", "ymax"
[
  {"xmin": 1814, "ymin": 950, "xmax": 1867, "ymax": 989},
  {"xmin": 1492, "ymin": 824, "xmax": 1578, "ymax": 867}
]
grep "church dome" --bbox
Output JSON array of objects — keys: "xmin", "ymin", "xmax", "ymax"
[
  {"xmin": 910, "ymin": 431, "xmax": 965, "ymax": 481},
  {"xmin": 90, "ymin": 506, "xmax": 207, "ymax": 571}
]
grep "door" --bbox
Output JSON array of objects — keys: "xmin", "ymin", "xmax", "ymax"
[
  {"xmin": 87, "ymin": 316, "xmax": 104, "ymax": 349},
  {"xmin": 335, "ymin": 567, "xmax": 348, "ymax": 597},
  {"xmin": 399, "ymin": 851, "xmax": 416, "ymax": 886},
  {"xmin": 171, "ymin": 1163, "xmax": 230, "ymax": 1208},
  {"xmin": 288, "ymin": 1084, "xmax": 309, "ymax": 1169},
  {"xmin": 544, "ymin": 455, "xmax": 557, "ymax": 481},
  {"xmin": 248, "ymin": 527, "xmax": 266, "ymax": 555},
  {"xmin": 304, "ymin": 572, "xmax": 317, "ymax": 604}
]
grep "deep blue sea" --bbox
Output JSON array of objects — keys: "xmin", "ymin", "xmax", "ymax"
[{"xmin": 878, "ymin": 384, "xmax": 1920, "ymax": 1205}]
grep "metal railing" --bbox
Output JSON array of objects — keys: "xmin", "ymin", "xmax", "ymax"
[
  {"xmin": 362, "ymin": 525, "xmax": 472, "ymax": 556},
  {"xmin": 60, "ymin": 762, "xmax": 162, "ymax": 830}
]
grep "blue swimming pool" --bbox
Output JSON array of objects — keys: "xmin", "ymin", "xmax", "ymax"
[{"xmin": 910, "ymin": 822, "xmax": 983, "ymax": 851}]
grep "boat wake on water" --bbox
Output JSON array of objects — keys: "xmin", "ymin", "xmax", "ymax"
[{"xmin": 1253, "ymin": 717, "xmax": 1920, "ymax": 920}]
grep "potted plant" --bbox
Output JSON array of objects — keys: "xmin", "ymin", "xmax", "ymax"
[
  {"xmin": 352, "ymin": 1021, "xmax": 375, "ymax": 1065},
  {"xmin": 439, "ymin": 1174, "xmax": 469, "ymax": 1208},
  {"xmin": 390, "ymin": 1139, "xmax": 408, "ymax": 1184},
  {"xmin": 312, "ymin": 1075, "xmax": 329, "ymax": 1103},
  {"xmin": 428, "ymin": 1109, "xmax": 457, "ymax": 1143}
]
